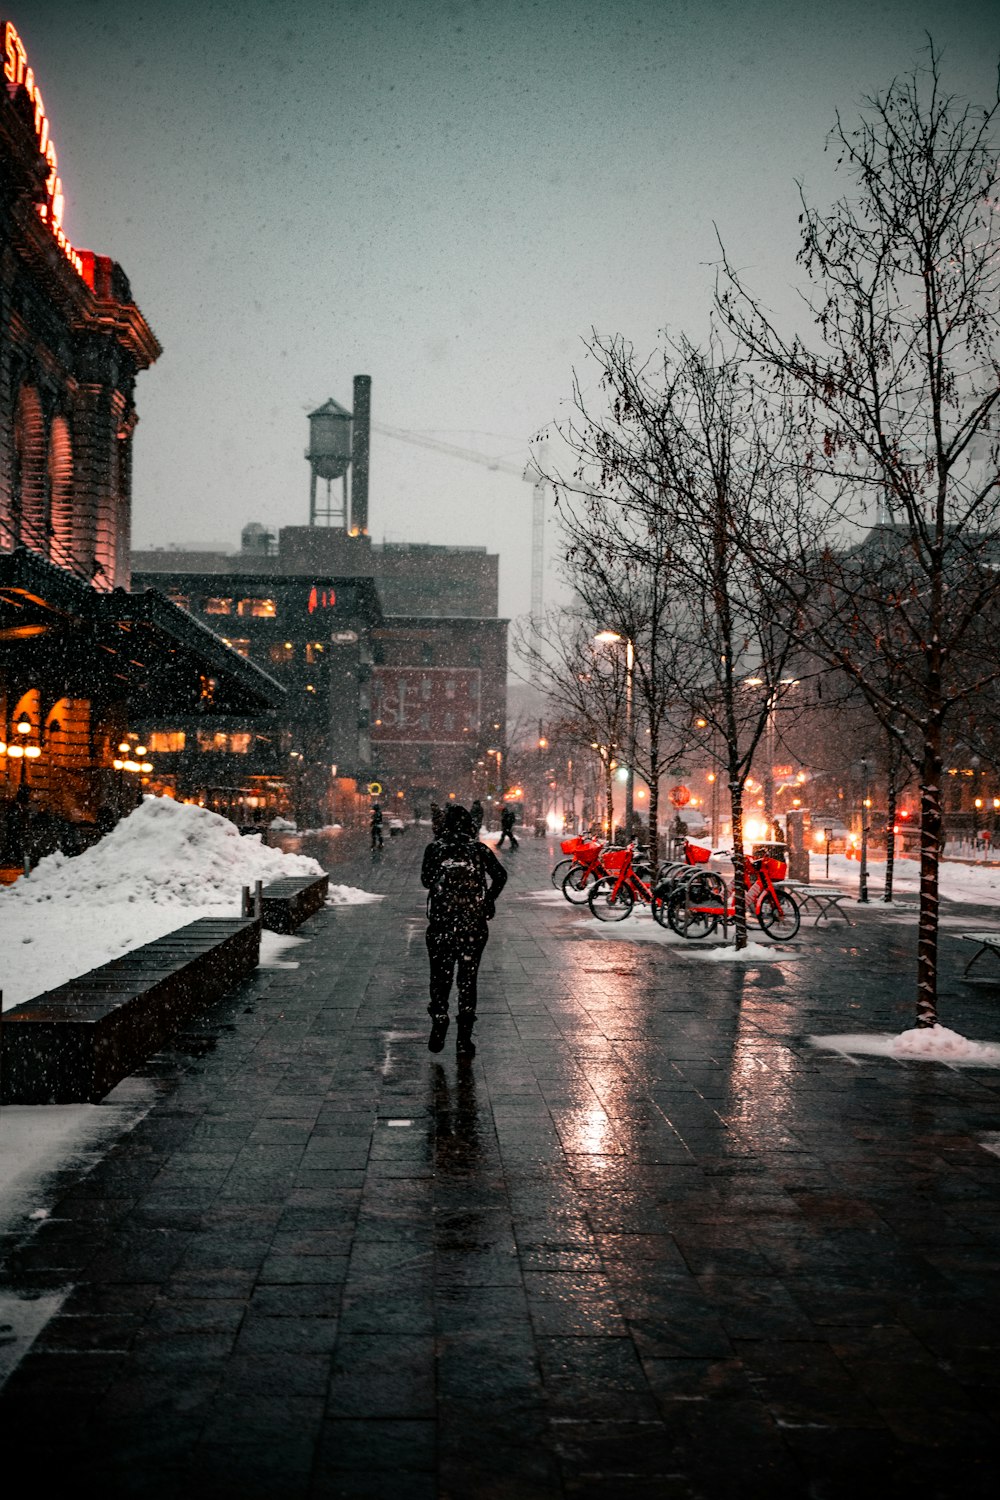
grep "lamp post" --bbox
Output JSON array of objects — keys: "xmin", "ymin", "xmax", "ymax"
[
  {"xmin": 595, "ymin": 631, "xmax": 634, "ymax": 838},
  {"xmin": 859, "ymin": 759, "xmax": 870, "ymax": 904}
]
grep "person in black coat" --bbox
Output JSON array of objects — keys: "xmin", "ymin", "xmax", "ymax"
[
  {"xmin": 497, "ymin": 804, "xmax": 519, "ymax": 849},
  {"xmin": 420, "ymin": 804, "xmax": 507, "ymax": 1058}
]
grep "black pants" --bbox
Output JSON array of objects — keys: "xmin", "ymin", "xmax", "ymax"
[
  {"xmin": 497, "ymin": 828, "xmax": 518, "ymax": 849},
  {"xmin": 426, "ymin": 923, "xmax": 489, "ymax": 1021}
]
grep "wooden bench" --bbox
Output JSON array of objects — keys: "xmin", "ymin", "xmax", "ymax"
[
  {"xmin": 0, "ymin": 916, "xmax": 261, "ymax": 1105},
  {"xmin": 780, "ymin": 882, "xmax": 854, "ymax": 926},
  {"xmin": 247, "ymin": 873, "xmax": 329, "ymax": 934},
  {"xmin": 961, "ymin": 931, "xmax": 1000, "ymax": 976}
]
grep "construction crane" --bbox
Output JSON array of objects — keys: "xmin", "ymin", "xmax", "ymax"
[{"xmin": 371, "ymin": 421, "xmax": 548, "ymax": 632}]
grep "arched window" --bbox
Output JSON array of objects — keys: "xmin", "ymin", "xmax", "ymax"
[
  {"xmin": 12, "ymin": 384, "xmax": 48, "ymax": 553},
  {"xmin": 48, "ymin": 414, "xmax": 74, "ymax": 566}
]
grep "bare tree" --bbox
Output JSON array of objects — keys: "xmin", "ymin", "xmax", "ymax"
[
  {"xmin": 551, "ymin": 487, "xmax": 697, "ymax": 854},
  {"xmin": 719, "ymin": 43, "xmax": 1000, "ymax": 1021},
  {"xmin": 512, "ymin": 609, "xmax": 629, "ymax": 838},
  {"xmin": 544, "ymin": 331, "xmax": 806, "ymax": 948}
]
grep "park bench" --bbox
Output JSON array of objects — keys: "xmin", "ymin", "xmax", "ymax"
[
  {"xmin": 780, "ymin": 882, "xmax": 854, "ymax": 926},
  {"xmin": 0, "ymin": 916, "xmax": 261, "ymax": 1105},
  {"xmin": 960, "ymin": 931, "xmax": 1000, "ymax": 977},
  {"xmin": 252, "ymin": 872, "xmax": 329, "ymax": 934}
]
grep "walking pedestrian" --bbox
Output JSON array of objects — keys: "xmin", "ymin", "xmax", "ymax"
[
  {"xmin": 469, "ymin": 798, "xmax": 484, "ymax": 835},
  {"xmin": 421, "ymin": 804, "xmax": 507, "ymax": 1058},
  {"xmin": 497, "ymin": 804, "xmax": 519, "ymax": 850},
  {"xmin": 370, "ymin": 801, "xmax": 384, "ymax": 850}
]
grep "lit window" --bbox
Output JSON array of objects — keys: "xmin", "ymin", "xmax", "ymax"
[
  {"xmin": 166, "ymin": 593, "xmax": 190, "ymax": 611},
  {"xmin": 238, "ymin": 597, "xmax": 277, "ymax": 618},
  {"xmin": 229, "ymin": 733, "xmax": 251, "ymax": 754},
  {"xmin": 226, "ymin": 638, "xmax": 251, "ymax": 658},
  {"xmin": 149, "ymin": 731, "xmax": 185, "ymax": 753},
  {"xmin": 197, "ymin": 730, "xmax": 229, "ymax": 752},
  {"xmin": 269, "ymin": 642, "xmax": 294, "ymax": 664},
  {"xmin": 205, "ymin": 597, "xmax": 233, "ymax": 615},
  {"xmin": 305, "ymin": 642, "xmax": 324, "ymax": 664}
]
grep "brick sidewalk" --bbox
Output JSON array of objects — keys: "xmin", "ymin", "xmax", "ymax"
[{"xmin": 2, "ymin": 831, "xmax": 1000, "ymax": 1497}]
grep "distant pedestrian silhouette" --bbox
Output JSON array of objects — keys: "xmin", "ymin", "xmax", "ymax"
[{"xmin": 497, "ymin": 805, "xmax": 519, "ymax": 850}]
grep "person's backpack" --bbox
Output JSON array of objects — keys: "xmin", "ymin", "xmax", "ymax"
[{"xmin": 428, "ymin": 838, "xmax": 487, "ymax": 926}]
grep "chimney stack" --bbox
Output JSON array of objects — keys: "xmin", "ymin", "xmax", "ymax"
[{"xmin": 350, "ymin": 375, "xmax": 371, "ymax": 536}]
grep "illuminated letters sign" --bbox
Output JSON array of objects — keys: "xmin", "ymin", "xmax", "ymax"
[
  {"xmin": 3, "ymin": 20, "xmax": 83, "ymax": 276},
  {"xmin": 306, "ymin": 586, "xmax": 337, "ymax": 613}
]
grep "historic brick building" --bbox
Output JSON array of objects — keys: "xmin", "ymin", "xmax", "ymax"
[{"xmin": 0, "ymin": 20, "xmax": 280, "ymax": 872}]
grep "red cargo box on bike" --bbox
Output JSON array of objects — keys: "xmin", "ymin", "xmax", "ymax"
[
  {"xmin": 601, "ymin": 847, "xmax": 632, "ymax": 874},
  {"xmin": 685, "ymin": 840, "xmax": 711, "ymax": 864},
  {"xmin": 561, "ymin": 836, "xmax": 588, "ymax": 855}
]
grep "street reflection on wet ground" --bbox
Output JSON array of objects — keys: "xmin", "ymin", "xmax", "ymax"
[{"xmin": 2, "ymin": 832, "xmax": 1000, "ymax": 1496}]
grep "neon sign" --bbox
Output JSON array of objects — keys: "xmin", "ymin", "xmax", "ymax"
[{"xmin": 3, "ymin": 21, "xmax": 83, "ymax": 277}]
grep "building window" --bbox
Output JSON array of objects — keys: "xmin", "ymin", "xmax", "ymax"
[
  {"xmin": 229, "ymin": 733, "xmax": 251, "ymax": 754},
  {"xmin": 269, "ymin": 642, "xmax": 295, "ymax": 664},
  {"xmin": 238, "ymin": 597, "xmax": 277, "ymax": 618},
  {"xmin": 221, "ymin": 637, "xmax": 251, "ymax": 658},
  {"xmin": 149, "ymin": 731, "xmax": 185, "ymax": 752},
  {"xmin": 305, "ymin": 642, "xmax": 324, "ymax": 664},
  {"xmin": 166, "ymin": 592, "xmax": 191, "ymax": 611},
  {"xmin": 197, "ymin": 730, "xmax": 229, "ymax": 752},
  {"xmin": 205, "ymin": 597, "xmax": 232, "ymax": 615},
  {"xmin": 421, "ymin": 642, "xmax": 434, "ymax": 665}
]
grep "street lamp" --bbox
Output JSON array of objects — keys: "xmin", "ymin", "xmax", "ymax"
[{"xmin": 595, "ymin": 630, "xmax": 634, "ymax": 837}]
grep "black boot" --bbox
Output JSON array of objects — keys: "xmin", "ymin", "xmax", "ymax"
[
  {"xmin": 428, "ymin": 1015, "xmax": 449, "ymax": 1053},
  {"xmin": 456, "ymin": 1017, "xmax": 476, "ymax": 1059}
]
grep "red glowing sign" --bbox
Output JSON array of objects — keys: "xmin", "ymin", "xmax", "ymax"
[
  {"xmin": 3, "ymin": 21, "xmax": 83, "ymax": 276},
  {"xmin": 669, "ymin": 784, "xmax": 691, "ymax": 808},
  {"xmin": 370, "ymin": 668, "xmax": 481, "ymax": 744},
  {"xmin": 306, "ymin": 586, "xmax": 337, "ymax": 613}
]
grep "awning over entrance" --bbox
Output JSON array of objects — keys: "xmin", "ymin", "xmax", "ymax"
[{"xmin": 0, "ymin": 547, "xmax": 284, "ymax": 713}]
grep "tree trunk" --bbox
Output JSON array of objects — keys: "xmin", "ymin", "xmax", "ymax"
[
  {"xmin": 916, "ymin": 732, "xmax": 943, "ymax": 1028},
  {"xmin": 729, "ymin": 780, "xmax": 749, "ymax": 951},
  {"xmin": 605, "ymin": 765, "xmax": 614, "ymax": 840},
  {"xmin": 647, "ymin": 743, "xmax": 660, "ymax": 860},
  {"xmin": 883, "ymin": 781, "xmax": 897, "ymax": 903}
]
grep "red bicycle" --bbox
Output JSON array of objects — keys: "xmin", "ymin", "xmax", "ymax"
[
  {"xmin": 561, "ymin": 837, "xmax": 616, "ymax": 904},
  {"xmin": 586, "ymin": 843, "xmax": 661, "ymax": 921},
  {"xmin": 665, "ymin": 850, "xmax": 800, "ymax": 939}
]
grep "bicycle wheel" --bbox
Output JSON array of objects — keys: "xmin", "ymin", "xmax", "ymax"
[
  {"xmin": 756, "ymin": 890, "xmax": 801, "ymax": 940},
  {"xmin": 550, "ymin": 858, "xmax": 574, "ymax": 890},
  {"xmin": 666, "ymin": 886, "xmax": 719, "ymax": 939},
  {"xmin": 562, "ymin": 865, "xmax": 599, "ymax": 904},
  {"xmin": 588, "ymin": 877, "xmax": 634, "ymax": 921}
]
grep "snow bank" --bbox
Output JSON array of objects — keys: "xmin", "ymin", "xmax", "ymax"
[
  {"xmin": 4, "ymin": 795, "xmax": 322, "ymax": 911},
  {"xmin": 0, "ymin": 797, "xmax": 331, "ymax": 1009}
]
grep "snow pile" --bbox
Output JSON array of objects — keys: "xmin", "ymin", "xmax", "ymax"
[
  {"xmin": 811, "ymin": 1025, "xmax": 1000, "ymax": 1067},
  {"xmin": 891, "ymin": 1024, "xmax": 1000, "ymax": 1062},
  {"xmin": 4, "ymin": 795, "xmax": 322, "ymax": 910},
  {"xmin": 327, "ymin": 884, "xmax": 384, "ymax": 904},
  {"xmin": 0, "ymin": 797, "xmax": 346, "ymax": 1010}
]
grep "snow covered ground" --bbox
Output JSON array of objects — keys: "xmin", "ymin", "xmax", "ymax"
[{"xmin": 0, "ymin": 795, "xmax": 382, "ymax": 1011}]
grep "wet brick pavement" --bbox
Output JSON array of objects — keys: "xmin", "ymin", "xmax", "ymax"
[{"xmin": 2, "ymin": 831, "xmax": 1000, "ymax": 1497}]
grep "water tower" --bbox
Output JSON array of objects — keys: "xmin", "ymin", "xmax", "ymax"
[{"xmin": 305, "ymin": 376, "xmax": 371, "ymax": 534}]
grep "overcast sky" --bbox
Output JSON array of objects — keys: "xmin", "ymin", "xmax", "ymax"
[{"xmin": 25, "ymin": 0, "xmax": 999, "ymax": 620}]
